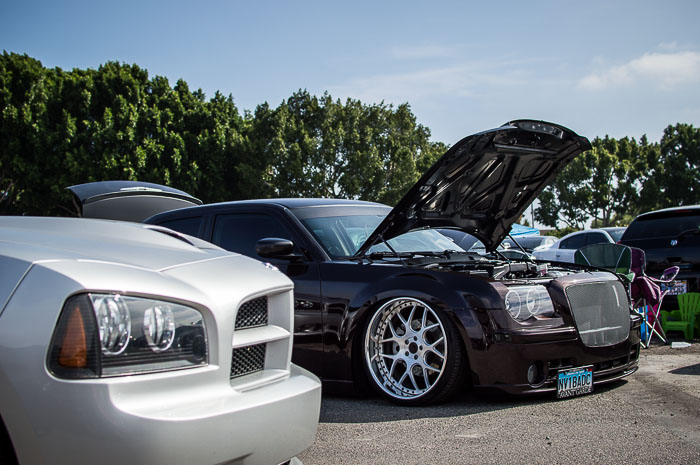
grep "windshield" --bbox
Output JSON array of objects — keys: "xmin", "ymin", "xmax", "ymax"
[
  {"xmin": 302, "ymin": 215, "xmax": 466, "ymax": 258},
  {"xmin": 503, "ymin": 236, "xmax": 551, "ymax": 250},
  {"xmin": 604, "ymin": 228, "xmax": 626, "ymax": 242}
]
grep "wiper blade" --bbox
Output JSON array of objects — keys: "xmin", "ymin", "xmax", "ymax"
[{"xmin": 367, "ymin": 251, "xmax": 414, "ymax": 259}]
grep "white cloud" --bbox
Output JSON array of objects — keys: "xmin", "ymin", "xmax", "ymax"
[
  {"xmin": 389, "ymin": 45, "xmax": 460, "ymax": 60},
  {"xmin": 327, "ymin": 59, "xmax": 538, "ymax": 105},
  {"xmin": 578, "ymin": 51, "xmax": 700, "ymax": 91}
]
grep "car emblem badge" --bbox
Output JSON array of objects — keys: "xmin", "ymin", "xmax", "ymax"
[{"xmin": 670, "ymin": 239, "xmax": 678, "ymax": 247}]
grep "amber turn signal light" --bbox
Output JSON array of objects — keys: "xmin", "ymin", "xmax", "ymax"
[{"xmin": 58, "ymin": 305, "xmax": 88, "ymax": 368}]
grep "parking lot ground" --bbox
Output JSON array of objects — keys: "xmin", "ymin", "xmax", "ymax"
[{"xmin": 299, "ymin": 342, "xmax": 700, "ymax": 465}]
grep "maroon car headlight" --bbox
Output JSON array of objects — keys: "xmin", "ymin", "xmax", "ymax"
[
  {"xmin": 48, "ymin": 293, "xmax": 208, "ymax": 379},
  {"xmin": 504, "ymin": 285, "xmax": 556, "ymax": 322}
]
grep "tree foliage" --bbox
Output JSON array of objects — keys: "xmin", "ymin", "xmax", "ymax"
[
  {"xmin": 2, "ymin": 52, "xmax": 699, "ymax": 223},
  {"xmin": 245, "ymin": 90, "xmax": 445, "ymax": 204},
  {"xmin": 535, "ymin": 125, "xmax": 700, "ymax": 230},
  {"xmin": 0, "ymin": 52, "xmax": 445, "ymax": 215},
  {"xmin": 640, "ymin": 123, "xmax": 700, "ymax": 210}
]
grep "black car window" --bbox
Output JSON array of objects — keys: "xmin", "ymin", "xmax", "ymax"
[
  {"xmin": 560, "ymin": 234, "xmax": 586, "ymax": 249},
  {"xmin": 156, "ymin": 216, "xmax": 202, "ymax": 237},
  {"xmin": 585, "ymin": 232, "xmax": 609, "ymax": 246},
  {"xmin": 624, "ymin": 212, "xmax": 700, "ymax": 240},
  {"xmin": 212, "ymin": 213, "xmax": 292, "ymax": 258}
]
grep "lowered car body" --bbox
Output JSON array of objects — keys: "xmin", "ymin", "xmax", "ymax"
[
  {"xmin": 0, "ymin": 217, "xmax": 321, "ymax": 464},
  {"xmin": 74, "ymin": 120, "xmax": 642, "ymax": 405}
]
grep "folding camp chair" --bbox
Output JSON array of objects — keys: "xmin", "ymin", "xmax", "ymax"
[
  {"xmin": 574, "ymin": 243, "xmax": 633, "ymax": 281},
  {"xmin": 628, "ymin": 247, "xmax": 679, "ymax": 347}
]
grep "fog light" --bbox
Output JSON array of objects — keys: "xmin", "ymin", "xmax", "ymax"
[
  {"xmin": 527, "ymin": 364, "xmax": 538, "ymax": 384},
  {"xmin": 527, "ymin": 362, "xmax": 545, "ymax": 386}
]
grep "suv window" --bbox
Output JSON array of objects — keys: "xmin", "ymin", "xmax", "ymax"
[
  {"xmin": 157, "ymin": 216, "xmax": 202, "ymax": 237},
  {"xmin": 585, "ymin": 232, "xmax": 609, "ymax": 246},
  {"xmin": 560, "ymin": 234, "xmax": 586, "ymax": 249},
  {"xmin": 623, "ymin": 212, "xmax": 700, "ymax": 240},
  {"xmin": 212, "ymin": 213, "xmax": 292, "ymax": 258}
]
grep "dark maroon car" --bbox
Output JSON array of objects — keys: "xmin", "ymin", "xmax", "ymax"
[{"xmin": 70, "ymin": 120, "xmax": 642, "ymax": 405}]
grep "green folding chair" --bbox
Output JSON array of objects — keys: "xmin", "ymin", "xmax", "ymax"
[{"xmin": 661, "ymin": 292, "xmax": 700, "ymax": 340}]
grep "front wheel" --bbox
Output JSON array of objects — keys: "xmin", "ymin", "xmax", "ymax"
[{"xmin": 362, "ymin": 297, "xmax": 466, "ymax": 405}]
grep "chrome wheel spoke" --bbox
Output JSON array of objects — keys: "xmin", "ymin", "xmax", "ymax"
[
  {"xmin": 408, "ymin": 367, "xmax": 419, "ymax": 391},
  {"xmin": 388, "ymin": 320, "xmax": 401, "ymax": 339}
]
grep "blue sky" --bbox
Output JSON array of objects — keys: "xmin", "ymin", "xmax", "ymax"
[{"xmin": 2, "ymin": 0, "xmax": 699, "ymax": 145}]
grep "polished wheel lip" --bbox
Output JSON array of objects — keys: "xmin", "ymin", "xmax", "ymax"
[{"xmin": 365, "ymin": 297, "xmax": 448, "ymax": 400}]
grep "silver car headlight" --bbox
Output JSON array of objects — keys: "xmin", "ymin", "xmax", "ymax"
[
  {"xmin": 48, "ymin": 293, "xmax": 208, "ymax": 379},
  {"xmin": 504, "ymin": 285, "xmax": 556, "ymax": 322}
]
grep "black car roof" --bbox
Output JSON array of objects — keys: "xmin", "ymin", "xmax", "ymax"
[
  {"xmin": 146, "ymin": 197, "xmax": 389, "ymax": 222},
  {"xmin": 205, "ymin": 198, "xmax": 387, "ymax": 209},
  {"xmin": 634, "ymin": 205, "xmax": 700, "ymax": 220}
]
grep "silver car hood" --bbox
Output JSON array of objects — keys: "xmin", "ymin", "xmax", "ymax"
[
  {"xmin": 0, "ymin": 217, "xmax": 228, "ymax": 272},
  {"xmin": 356, "ymin": 120, "xmax": 591, "ymax": 254}
]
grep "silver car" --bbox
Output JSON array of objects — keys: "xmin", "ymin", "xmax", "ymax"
[
  {"xmin": 533, "ymin": 227, "xmax": 626, "ymax": 263},
  {"xmin": 0, "ymin": 217, "xmax": 321, "ymax": 465}
]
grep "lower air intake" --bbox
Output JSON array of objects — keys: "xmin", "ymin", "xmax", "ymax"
[
  {"xmin": 565, "ymin": 280, "xmax": 630, "ymax": 347},
  {"xmin": 230, "ymin": 344, "xmax": 266, "ymax": 378}
]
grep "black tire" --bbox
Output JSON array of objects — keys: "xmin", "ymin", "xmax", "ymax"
[
  {"xmin": 0, "ymin": 416, "xmax": 18, "ymax": 465},
  {"xmin": 361, "ymin": 297, "xmax": 467, "ymax": 405}
]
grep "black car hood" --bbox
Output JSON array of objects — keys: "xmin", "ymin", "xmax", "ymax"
[
  {"xmin": 355, "ymin": 120, "xmax": 591, "ymax": 255},
  {"xmin": 68, "ymin": 181, "xmax": 202, "ymax": 222}
]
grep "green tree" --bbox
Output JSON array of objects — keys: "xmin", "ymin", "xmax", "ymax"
[
  {"xmin": 0, "ymin": 52, "xmax": 247, "ymax": 214},
  {"xmin": 244, "ymin": 89, "xmax": 446, "ymax": 204},
  {"xmin": 535, "ymin": 136, "xmax": 653, "ymax": 229},
  {"xmin": 640, "ymin": 123, "xmax": 700, "ymax": 210}
]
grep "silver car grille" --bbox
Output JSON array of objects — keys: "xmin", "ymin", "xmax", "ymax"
[
  {"xmin": 565, "ymin": 280, "xmax": 630, "ymax": 347},
  {"xmin": 230, "ymin": 344, "xmax": 266, "ymax": 378},
  {"xmin": 235, "ymin": 296, "xmax": 268, "ymax": 329}
]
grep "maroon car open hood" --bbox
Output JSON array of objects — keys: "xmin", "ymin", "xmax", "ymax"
[{"xmin": 355, "ymin": 120, "xmax": 591, "ymax": 255}]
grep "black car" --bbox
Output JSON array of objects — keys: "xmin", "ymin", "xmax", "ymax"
[
  {"xmin": 71, "ymin": 120, "xmax": 642, "ymax": 405},
  {"xmin": 619, "ymin": 205, "xmax": 700, "ymax": 308}
]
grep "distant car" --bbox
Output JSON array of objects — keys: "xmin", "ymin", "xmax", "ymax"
[
  {"xmin": 533, "ymin": 227, "xmax": 626, "ymax": 263},
  {"xmin": 619, "ymin": 205, "xmax": 700, "ymax": 308},
  {"xmin": 502, "ymin": 235, "xmax": 557, "ymax": 253},
  {"xmin": 0, "ymin": 217, "xmax": 321, "ymax": 465},
  {"xmin": 438, "ymin": 229, "xmax": 534, "ymax": 261}
]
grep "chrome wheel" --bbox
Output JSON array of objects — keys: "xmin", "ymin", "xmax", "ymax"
[{"xmin": 365, "ymin": 298, "xmax": 448, "ymax": 401}]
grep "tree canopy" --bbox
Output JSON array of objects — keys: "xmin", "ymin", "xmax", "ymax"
[
  {"xmin": 2, "ymin": 51, "xmax": 699, "ymax": 226},
  {"xmin": 0, "ymin": 52, "xmax": 444, "ymax": 215},
  {"xmin": 535, "ymin": 125, "xmax": 700, "ymax": 230}
]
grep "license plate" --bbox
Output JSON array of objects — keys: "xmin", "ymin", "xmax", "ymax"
[
  {"xmin": 557, "ymin": 366, "xmax": 593, "ymax": 399},
  {"xmin": 660, "ymin": 280, "xmax": 687, "ymax": 296}
]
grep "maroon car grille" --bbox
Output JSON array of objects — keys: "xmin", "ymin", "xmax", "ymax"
[
  {"xmin": 565, "ymin": 281, "xmax": 630, "ymax": 347},
  {"xmin": 230, "ymin": 344, "xmax": 266, "ymax": 378},
  {"xmin": 235, "ymin": 296, "xmax": 268, "ymax": 329}
]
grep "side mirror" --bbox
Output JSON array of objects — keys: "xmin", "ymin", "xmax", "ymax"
[{"xmin": 256, "ymin": 238, "xmax": 300, "ymax": 260}]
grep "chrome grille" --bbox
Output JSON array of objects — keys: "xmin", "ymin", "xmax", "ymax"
[
  {"xmin": 230, "ymin": 344, "xmax": 266, "ymax": 378},
  {"xmin": 235, "ymin": 296, "xmax": 268, "ymax": 329},
  {"xmin": 565, "ymin": 281, "xmax": 630, "ymax": 347}
]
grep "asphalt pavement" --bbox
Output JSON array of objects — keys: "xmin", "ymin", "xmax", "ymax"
[{"xmin": 298, "ymin": 342, "xmax": 700, "ymax": 465}]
